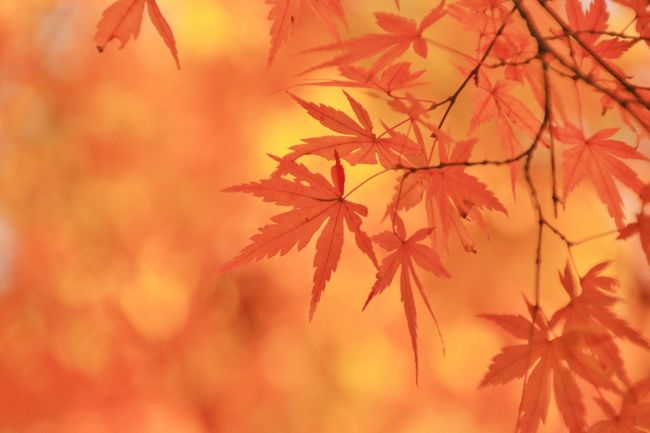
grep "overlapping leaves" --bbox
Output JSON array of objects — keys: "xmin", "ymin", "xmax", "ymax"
[{"xmin": 482, "ymin": 263, "xmax": 649, "ymax": 433}]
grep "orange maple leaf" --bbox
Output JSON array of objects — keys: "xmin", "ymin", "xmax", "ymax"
[
  {"xmin": 481, "ymin": 304, "xmax": 615, "ymax": 433},
  {"xmin": 363, "ymin": 214, "xmax": 449, "ymax": 382},
  {"xmin": 565, "ymin": 0, "xmax": 634, "ymax": 60},
  {"xmin": 470, "ymin": 73, "xmax": 542, "ymax": 191},
  {"xmin": 288, "ymin": 91, "xmax": 421, "ymax": 167},
  {"xmin": 390, "ymin": 136, "xmax": 507, "ymax": 253},
  {"xmin": 218, "ymin": 153, "xmax": 377, "ymax": 319},
  {"xmin": 551, "ymin": 262, "xmax": 650, "ymax": 349},
  {"xmin": 95, "ymin": 0, "xmax": 180, "ymax": 68},
  {"xmin": 549, "ymin": 262, "xmax": 650, "ymax": 384},
  {"xmin": 555, "ymin": 125, "xmax": 648, "ymax": 228},
  {"xmin": 482, "ymin": 262, "xmax": 650, "ymax": 433}
]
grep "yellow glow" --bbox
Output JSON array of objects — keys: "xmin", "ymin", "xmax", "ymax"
[{"xmin": 120, "ymin": 247, "xmax": 191, "ymax": 340}]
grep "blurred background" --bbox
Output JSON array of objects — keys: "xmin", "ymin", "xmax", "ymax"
[{"xmin": 0, "ymin": 1, "xmax": 648, "ymax": 432}]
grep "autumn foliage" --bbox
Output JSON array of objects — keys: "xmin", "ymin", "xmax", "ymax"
[{"xmin": 0, "ymin": 0, "xmax": 649, "ymax": 432}]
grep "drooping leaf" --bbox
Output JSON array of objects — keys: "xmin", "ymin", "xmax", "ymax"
[
  {"xmin": 363, "ymin": 215, "xmax": 449, "ymax": 382},
  {"xmin": 145, "ymin": 0, "xmax": 180, "ymax": 68}
]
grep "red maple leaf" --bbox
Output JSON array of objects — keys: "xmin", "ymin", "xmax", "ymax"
[
  {"xmin": 565, "ymin": 0, "xmax": 634, "ymax": 60},
  {"xmin": 555, "ymin": 124, "xmax": 648, "ymax": 228},
  {"xmin": 390, "ymin": 135, "xmax": 507, "ymax": 253},
  {"xmin": 551, "ymin": 262, "xmax": 650, "ymax": 349},
  {"xmin": 549, "ymin": 262, "xmax": 650, "ymax": 383},
  {"xmin": 363, "ymin": 214, "xmax": 449, "ymax": 382},
  {"xmin": 481, "ymin": 302, "xmax": 616, "ymax": 433},
  {"xmin": 470, "ymin": 73, "xmax": 542, "ymax": 190},
  {"xmin": 218, "ymin": 153, "xmax": 377, "ymax": 319},
  {"xmin": 482, "ymin": 262, "xmax": 650, "ymax": 433},
  {"xmin": 95, "ymin": 0, "xmax": 180, "ymax": 68}
]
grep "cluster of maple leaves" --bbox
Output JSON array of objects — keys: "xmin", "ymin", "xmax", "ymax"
[
  {"xmin": 481, "ymin": 263, "xmax": 650, "ymax": 433},
  {"xmin": 94, "ymin": 0, "xmax": 650, "ymax": 432}
]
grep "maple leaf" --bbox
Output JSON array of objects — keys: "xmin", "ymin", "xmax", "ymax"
[
  {"xmin": 564, "ymin": 0, "xmax": 634, "ymax": 60},
  {"xmin": 551, "ymin": 262, "xmax": 650, "ymax": 348},
  {"xmin": 95, "ymin": 0, "xmax": 180, "ymax": 68},
  {"xmin": 555, "ymin": 124, "xmax": 648, "ymax": 228},
  {"xmin": 470, "ymin": 73, "xmax": 542, "ymax": 191},
  {"xmin": 302, "ymin": 2, "xmax": 445, "ymax": 74},
  {"xmin": 565, "ymin": 0, "xmax": 607, "ymax": 47},
  {"xmin": 266, "ymin": 0, "xmax": 346, "ymax": 66},
  {"xmin": 482, "ymin": 263, "xmax": 650, "ymax": 433},
  {"xmin": 481, "ymin": 302, "xmax": 617, "ymax": 433},
  {"xmin": 218, "ymin": 152, "xmax": 377, "ymax": 319},
  {"xmin": 389, "ymin": 136, "xmax": 507, "ymax": 253},
  {"xmin": 549, "ymin": 262, "xmax": 650, "ymax": 383},
  {"xmin": 363, "ymin": 214, "xmax": 449, "ymax": 382},
  {"xmin": 589, "ymin": 377, "xmax": 650, "ymax": 433},
  {"xmin": 288, "ymin": 91, "xmax": 421, "ymax": 167}
]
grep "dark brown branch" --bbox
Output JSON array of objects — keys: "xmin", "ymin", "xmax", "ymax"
[
  {"xmin": 515, "ymin": 0, "xmax": 650, "ymax": 133},
  {"xmin": 544, "ymin": 29, "xmax": 650, "ymax": 42},
  {"xmin": 536, "ymin": 0, "xmax": 650, "ymax": 110},
  {"xmin": 427, "ymin": 6, "xmax": 517, "ymax": 162}
]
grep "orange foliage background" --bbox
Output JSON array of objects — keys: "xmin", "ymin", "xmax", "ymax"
[{"xmin": 0, "ymin": 1, "xmax": 648, "ymax": 432}]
